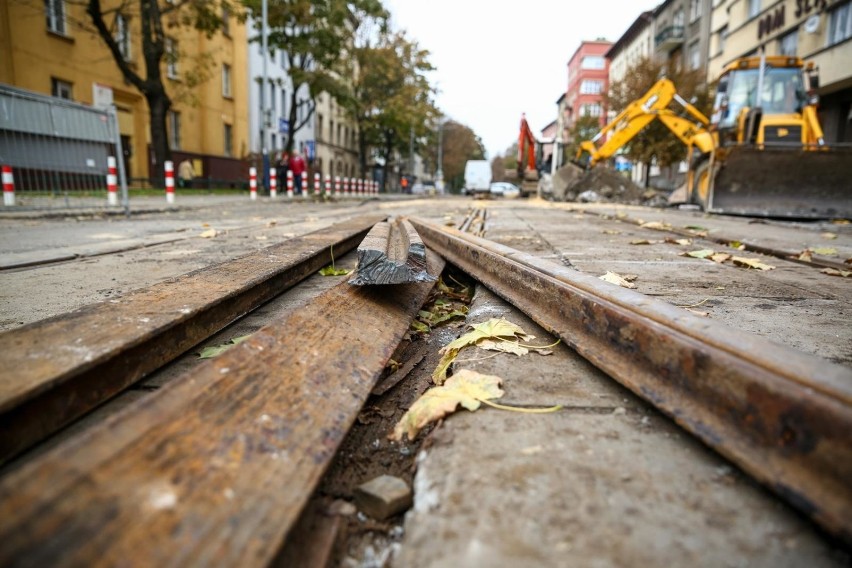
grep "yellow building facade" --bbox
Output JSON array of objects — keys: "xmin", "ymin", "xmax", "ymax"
[
  {"xmin": 709, "ymin": 0, "xmax": 852, "ymax": 142},
  {"xmin": 0, "ymin": 0, "xmax": 250, "ymax": 185}
]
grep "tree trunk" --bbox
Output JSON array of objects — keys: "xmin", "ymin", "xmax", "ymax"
[{"xmin": 147, "ymin": 92, "xmax": 171, "ymax": 188}]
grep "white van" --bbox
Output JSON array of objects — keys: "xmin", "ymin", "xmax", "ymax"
[{"xmin": 463, "ymin": 160, "xmax": 492, "ymax": 196}]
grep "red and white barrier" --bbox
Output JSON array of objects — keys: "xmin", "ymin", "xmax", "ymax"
[
  {"xmin": 334, "ymin": 176, "xmax": 341, "ymax": 197},
  {"xmin": 106, "ymin": 156, "xmax": 118, "ymax": 206},
  {"xmin": 164, "ymin": 160, "xmax": 175, "ymax": 204},
  {"xmin": 2, "ymin": 165, "xmax": 14, "ymax": 207},
  {"xmin": 302, "ymin": 175, "xmax": 308, "ymax": 198},
  {"xmin": 249, "ymin": 167, "xmax": 257, "ymax": 200},
  {"xmin": 270, "ymin": 167, "xmax": 277, "ymax": 199},
  {"xmin": 313, "ymin": 172, "xmax": 321, "ymax": 197},
  {"xmin": 358, "ymin": 179, "xmax": 364, "ymax": 197},
  {"xmin": 286, "ymin": 170, "xmax": 294, "ymax": 199},
  {"xmin": 343, "ymin": 177, "xmax": 350, "ymax": 197},
  {"xmin": 324, "ymin": 174, "xmax": 331, "ymax": 198}
]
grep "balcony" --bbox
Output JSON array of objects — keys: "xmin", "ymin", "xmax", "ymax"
[{"xmin": 655, "ymin": 25, "xmax": 685, "ymax": 52}]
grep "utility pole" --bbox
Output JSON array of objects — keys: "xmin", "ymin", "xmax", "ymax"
[
  {"xmin": 260, "ymin": 0, "xmax": 269, "ymax": 192},
  {"xmin": 436, "ymin": 120, "xmax": 444, "ymax": 193},
  {"xmin": 409, "ymin": 125, "xmax": 414, "ymax": 183}
]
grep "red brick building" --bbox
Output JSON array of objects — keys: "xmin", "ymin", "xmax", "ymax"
[{"xmin": 565, "ymin": 40, "xmax": 613, "ymax": 129}]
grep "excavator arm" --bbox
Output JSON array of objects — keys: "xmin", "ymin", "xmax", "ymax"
[
  {"xmin": 518, "ymin": 114, "xmax": 537, "ymax": 173},
  {"xmin": 575, "ymin": 78, "xmax": 714, "ymax": 166}
]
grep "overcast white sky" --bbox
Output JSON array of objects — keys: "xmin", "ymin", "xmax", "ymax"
[{"xmin": 383, "ymin": 0, "xmax": 661, "ymax": 159}]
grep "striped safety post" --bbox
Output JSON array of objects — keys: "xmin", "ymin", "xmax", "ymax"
[
  {"xmin": 313, "ymin": 172, "xmax": 321, "ymax": 197},
  {"xmin": 164, "ymin": 160, "xmax": 175, "ymax": 204},
  {"xmin": 302, "ymin": 175, "xmax": 309, "ymax": 198},
  {"xmin": 343, "ymin": 177, "xmax": 350, "ymax": 197},
  {"xmin": 106, "ymin": 156, "xmax": 118, "ymax": 206},
  {"xmin": 358, "ymin": 179, "xmax": 364, "ymax": 197},
  {"xmin": 286, "ymin": 170, "xmax": 294, "ymax": 199},
  {"xmin": 269, "ymin": 167, "xmax": 277, "ymax": 199},
  {"xmin": 334, "ymin": 176, "xmax": 341, "ymax": 198},
  {"xmin": 249, "ymin": 167, "xmax": 257, "ymax": 200},
  {"xmin": 324, "ymin": 174, "xmax": 331, "ymax": 198},
  {"xmin": 2, "ymin": 165, "xmax": 14, "ymax": 207}
]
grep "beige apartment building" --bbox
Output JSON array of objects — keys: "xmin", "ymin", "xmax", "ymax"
[
  {"xmin": 313, "ymin": 92, "xmax": 360, "ymax": 185},
  {"xmin": 709, "ymin": 0, "xmax": 852, "ymax": 142},
  {"xmin": 0, "ymin": 0, "xmax": 250, "ymax": 185}
]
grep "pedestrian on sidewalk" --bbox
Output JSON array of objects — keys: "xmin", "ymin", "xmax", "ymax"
[
  {"xmin": 178, "ymin": 158, "xmax": 194, "ymax": 189},
  {"xmin": 289, "ymin": 150, "xmax": 306, "ymax": 195}
]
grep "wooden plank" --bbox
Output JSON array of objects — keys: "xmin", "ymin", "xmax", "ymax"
[
  {"xmin": 349, "ymin": 218, "xmax": 435, "ymax": 285},
  {"xmin": 0, "ymin": 214, "xmax": 386, "ymax": 464},
  {"xmin": 0, "ymin": 250, "xmax": 444, "ymax": 567}
]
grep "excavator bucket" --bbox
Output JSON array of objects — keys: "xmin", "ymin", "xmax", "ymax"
[{"xmin": 709, "ymin": 147, "xmax": 852, "ymax": 219}]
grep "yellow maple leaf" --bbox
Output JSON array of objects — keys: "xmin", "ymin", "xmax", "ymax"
[
  {"xmin": 390, "ymin": 370, "xmax": 505, "ymax": 441},
  {"xmin": 433, "ymin": 318, "xmax": 534, "ymax": 384}
]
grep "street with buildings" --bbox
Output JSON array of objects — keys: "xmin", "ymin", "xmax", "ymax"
[{"xmin": 0, "ymin": 0, "xmax": 851, "ymax": 566}]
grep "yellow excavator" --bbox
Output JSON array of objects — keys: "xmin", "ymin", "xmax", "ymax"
[{"xmin": 576, "ymin": 55, "xmax": 850, "ymax": 219}]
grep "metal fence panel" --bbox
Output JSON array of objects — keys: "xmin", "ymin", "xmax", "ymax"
[{"xmin": 0, "ymin": 84, "xmax": 127, "ymax": 213}]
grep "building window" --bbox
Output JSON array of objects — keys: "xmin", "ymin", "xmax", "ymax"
[
  {"xmin": 168, "ymin": 111, "xmax": 180, "ymax": 150},
  {"xmin": 222, "ymin": 64, "xmax": 232, "ymax": 98},
  {"xmin": 749, "ymin": 0, "xmax": 761, "ymax": 18},
  {"xmin": 579, "ymin": 80, "xmax": 604, "ymax": 94},
  {"xmin": 688, "ymin": 40, "xmax": 701, "ymax": 70},
  {"xmin": 115, "ymin": 14, "xmax": 131, "ymax": 60},
  {"xmin": 718, "ymin": 25, "xmax": 728, "ymax": 55},
  {"xmin": 689, "ymin": 0, "xmax": 701, "ymax": 23},
  {"xmin": 45, "ymin": 0, "xmax": 66, "ymax": 35},
  {"xmin": 270, "ymin": 84, "xmax": 276, "ymax": 114},
  {"xmin": 166, "ymin": 38, "xmax": 178, "ymax": 78},
  {"xmin": 828, "ymin": 1, "xmax": 852, "ymax": 45},
  {"xmin": 673, "ymin": 8, "xmax": 685, "ymax": 27},
  {"xmin": 281, "ymin": 89, "xmax": 287, "ymax": 117},
  {"xmin": 51, "ymin": 77, "xmax": 72, "ymax": 99},
  {"xmin": 778, "ymin": 29, "xmax": 798, "ymax": 55},
  {"xmin": 581, "ymin": 103, "xmax": 602, "ymax": 117},
  {"xmin": 223, "ymin": 123, "xmax": 233, "ymax": 156},
  {"xmin": 580, "ymin": 55, "xmax": 605, "ymax": 70},
  {"xmin": 317, "ymin": 113, "xmax": 324, "ymax": 142}
]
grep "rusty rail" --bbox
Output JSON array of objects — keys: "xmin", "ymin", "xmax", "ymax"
[
  {"xmin": 409, "ymin": 216, "xmax": 852, "ymax": 542},
  {"xmin": 349, "ymin": 218, "xmax": 435, "ymax": 285},
  {"xmin": 579, "ymin": 208, "xmax": 851, "ymax": 271},
  {"xmin": 0, "ymin": 214, "xmax": 386, "ymax": 464},
  {"xmin": 0, "ymin": 251, "xmax": 444, "ymax": 566}
]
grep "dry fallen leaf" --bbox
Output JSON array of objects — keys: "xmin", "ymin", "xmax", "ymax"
[
  {"xmin": 640, "ymin": 221, "xmax": 671, "ymax": 230},
  {"xmin": 433, "ymin": 318, "xmax": 534, "ymax": 384},
  {"xmin": 631, "ymin": 239, "xmax": 663, "ymax": 245},
  {"xmin": 390, "ymin": 370, "xmax": 505, "ymax": 441},
  {"xmin": 821, "ymin": 232, "xmax": 838, "ymax": 240},
  {"xmin": 602, "ymin": 229, "xmax": 621, "ymax": 235},
  {"xmin": 197, "ymin": 335, "xmax": 252, "ymax": 358},
  {"xmin": 682, "ymin": 249, "xmax": 716, "ymax": 259},
  {"xmin": 731, "ymin": 256, "xmax": 775, "ymax": 270},
  {"xmin": 665, "ymin": 237, "xmax": 693, "ymax": 246},
  {"xmin": 710, "ymin": 253, "xmax": 731, "ymax": 263},
  {"xmin": 599, "ymin": 271, "xmax": 637, "ymax": 289},
  {"xmin": 266, "ymin": 220, "xmax": 277, "ymax": 227},
  {"xmin": 199, "ymin": 228, "xmax": 218, "ymax": 238},
  {"xmin": 796, "ymin": 250, "xmax": 813, "ymax": 262},
  {"xmin": 477, "ymin": 339, "xmax": 529, "ymax": 356},
  {"xmin": 821, "ymin": 268, "xmax": 852, "ymax": 278},
  {"xmin": 389, "ymin": 369, "xmax": 561, "ymax": 442},
  {"xmin": 255, "ymin": 235, "xmax": 268, "ymax": 240},
  {"xmin": 811, "ymin": 247, "xmax": 838, "ymax": 256},
  {"xmin": 686, "ymin": 308, "xmax": 710, "ymax": 317}
]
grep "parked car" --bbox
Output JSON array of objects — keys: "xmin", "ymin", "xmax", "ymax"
[{"xmin": 490, "ymin": 182, "xmax": 520, "ymax": 198}]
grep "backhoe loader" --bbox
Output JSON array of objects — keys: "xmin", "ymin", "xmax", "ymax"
[
  {"xmin": 576, "ymin": 55, "xmax": 850, "ymax": 219},
  {"xmin": 502, "ymin": 114, "xmax": 541, "ymax": 197}
]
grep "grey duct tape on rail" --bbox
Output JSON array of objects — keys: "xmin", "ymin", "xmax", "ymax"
[{"xmin": 349, "ymin": 217, "xmax": 437, "ymax": 285}]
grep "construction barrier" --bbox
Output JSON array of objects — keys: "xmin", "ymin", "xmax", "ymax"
[
  {"xmin": 335, "ymin": 176, "xmax": 341, "ymax": 197},
  {"xmin": 2, "ymin": 165, "xmax": 15, "ymax": 207},
  {"xmin": 164, "ymin": 161, "xmax": 175, "ymax": 204},
  {"xmin": 313, "ymin": 173, "xmax": 321, "ymax": 197},
  {"xmin": 249, "ymin": 167, "xmax": 257, "ymax": 200},
  {"xmin": 269, "ymin": 168, "xmax": 277, "ymax": 199},
  {"xmin": 286, "ymin": 170, "xmax": 294, "ymax": 199},
  {"xmin": 106, "ymin": 156, "xmax": 118, "ymax": 206}
]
